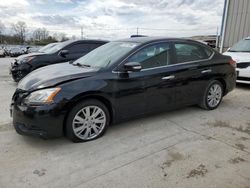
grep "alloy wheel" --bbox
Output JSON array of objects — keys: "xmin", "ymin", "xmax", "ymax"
[
  {"xmin": 207, "ymin": 83, "xmax": 222, "ymax": 108},
  {"xmin": 72, "ymin": 105, "xmax": 106, "ymax": 140}
]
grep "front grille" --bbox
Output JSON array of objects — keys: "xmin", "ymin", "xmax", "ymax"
[
  {"xmin": 237, "ymin": 62, "xmax": 250, "ymax": 69},
  {"xmin": 237, "ymin": 76, "xmax": 250, "ymax": 81}
]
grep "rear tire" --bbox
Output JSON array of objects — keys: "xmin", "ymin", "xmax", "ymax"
[
  {"xmin": 66, "ymin": 99, "xmax": 110, "ymax": 142},
  {"xmin": 199, "ymin": 80, "xmax": 223, "ymax": 110}
]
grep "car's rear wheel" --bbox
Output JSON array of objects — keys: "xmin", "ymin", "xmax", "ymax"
[
  {"xmin": 66, "ymin": 99, "xmax": 110, "ymax": 142},
  {"xmin": 199, "ymin": 80, "xmax": 223, "ymax": 110}
]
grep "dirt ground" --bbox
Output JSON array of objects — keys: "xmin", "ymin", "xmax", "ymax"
[{"xmin": 0, "ymin": 58, "xmax": 250, "ymax": 188}]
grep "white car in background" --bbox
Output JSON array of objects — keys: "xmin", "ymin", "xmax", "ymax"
[
  {"xmin": 224, "ymin": 37, "xmax": 250, "ymax": 84},
  {"xmin": 0, "ymin": 48, "xmax": 5, "ymax": 57}
]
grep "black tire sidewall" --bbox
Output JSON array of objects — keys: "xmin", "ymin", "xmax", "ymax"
[{"xmin": 66, "ymin": 99, "xmax": 110, "ymax": 142}]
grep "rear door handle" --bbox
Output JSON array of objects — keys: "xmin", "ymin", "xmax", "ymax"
[
  {"xmin": 201, "ymin": 69, "xmax": 212, "ymax": 74},
  {"xmin": 162, "ymin": 75, "xmax": 175, "ymax": 80}
]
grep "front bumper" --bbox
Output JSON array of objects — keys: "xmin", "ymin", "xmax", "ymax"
[
  {"xmin": 10, "ymin": 62, "xmax": 31, "ymax": 81},
  {"xmin": 11, "ymin": 99, "xmax": 65, "ymax": 139},
  {"xmin": 236, "ymin": 67, "xmax": 250, "ymax": 84}
]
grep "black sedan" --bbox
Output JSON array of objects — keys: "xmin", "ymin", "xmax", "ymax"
[
  {"xmin": 10, "ymin": 39, "xmax": 108, "ymax": 82},
  {"xmin": 11, "ymin": 37, "xmax": 236, "ymax": 142}
]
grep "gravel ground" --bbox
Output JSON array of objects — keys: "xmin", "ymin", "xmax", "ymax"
[{"xmin": 0, "ymin": 57, "xmax": 250, "ymax": 188}]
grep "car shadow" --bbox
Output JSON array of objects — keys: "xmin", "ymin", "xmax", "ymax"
[
  {"xmin": 18, "ymin": 96, "xmax": 237, "ymax": 148},
  {"xmin": 236, "ymin": 83, "xmax": 250, "ymax": 90},
  {"xmin": 19, "ymin": 106, "xmax": 197, "ymax": 149}
]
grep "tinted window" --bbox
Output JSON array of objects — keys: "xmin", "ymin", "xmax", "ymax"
[
  {"xmin": 127, "ymin": 43, "xmax": 170, "ymax": 69},
  {"xmin": 66, "ymin": 43, "xmax": 91, "ymax": 53},
  {"xmin": 89, "ymin": 43, "xmax": 104, "ymax": 51},
  {"xmin": 174, "ymin": 43, "xmax": 212, "ymax": 63}
]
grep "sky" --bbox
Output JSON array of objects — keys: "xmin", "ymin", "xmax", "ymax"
[{"xmin": 0, "ymin": 0, "xmax": 225, "ymax": 40}]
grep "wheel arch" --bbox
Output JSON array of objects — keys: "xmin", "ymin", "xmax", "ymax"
[
  {"xmin": 215, "ymin": 77, "xmax": 227, "ymax": 95},
  {"xmin": 62, "ymin": 93, "xmax": 114, "ymax": 135}
]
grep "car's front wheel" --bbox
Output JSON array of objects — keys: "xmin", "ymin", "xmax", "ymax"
[
  {"xmin": 199, "ymin": 80, "xmax": 224, "ymax": 110},
  {"xmin": 66, "ymin": 99, "xmax": 110, "ymax": 142}
]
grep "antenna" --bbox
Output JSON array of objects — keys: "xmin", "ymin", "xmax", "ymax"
[{"xmin": 81, "ymin": 26, "xmax": 83, "ymax": 39}]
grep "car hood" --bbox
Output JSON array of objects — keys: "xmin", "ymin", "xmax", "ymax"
[
  {"xmin": 223, "ymin": 52, "xmax": 250, "ymax": 63},
  {"xmin": 18, "ymin": 62, "xmax": 97, "ymax": 91},
  {"xmin": 16, "ymin": 52, "xmax": 44, "ymax": 60}
]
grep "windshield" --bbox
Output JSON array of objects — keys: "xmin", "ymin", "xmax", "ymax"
[
  {"xmin": 43, "ymin": 41, "xmax": 68, "ymax": 54},
  {"xmin": 38, "ymin": 43, "xmax": 58, "ymax": 53},
  {"xmin": 73, "ymin": 41, "xmax": 139, "ymax": 68},
  {"xmin": 229, "ymin": 39, "xmax": 250, "ymax": 52}
]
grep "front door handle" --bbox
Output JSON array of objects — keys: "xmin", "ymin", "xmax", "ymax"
[
  {"xmin": 162, "ymin": 75, "xmax": 175, "ymax": 80},
  {"xmin": 201, "ymin": 69, "xmax": 212, "ymax": 74}
]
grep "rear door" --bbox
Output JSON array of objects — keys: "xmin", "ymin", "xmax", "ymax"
[{"xmin": 172, "ymin": 41, "xmax": 215, "ymax": 106}]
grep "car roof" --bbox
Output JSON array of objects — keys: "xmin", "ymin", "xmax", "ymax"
[
  {"xmin": 115, "ymin": 37, "xmax": 202, "ymax": 44},
  {"xmin": 61, "ymin": 39, "xmax": 109, "ymax": 45}
]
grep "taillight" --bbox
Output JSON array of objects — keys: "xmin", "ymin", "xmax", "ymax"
[{"xmin": 229, "ymin": 59, "xmax": 236, "ymax": 68}]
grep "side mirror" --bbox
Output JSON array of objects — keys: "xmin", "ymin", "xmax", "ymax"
[
  {"xmin": 124, "ymin": 62, "xmax": 142, "ymax": 72},
  {"xmin": 58, "ymin": 50, "xmax": 69, "ymax": 58}
]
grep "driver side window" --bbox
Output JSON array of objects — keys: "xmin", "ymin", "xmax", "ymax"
[
  {"xmin": 127, "ymin": 43, "xmax": 170, "ymax": 69},
  {"xmin": 65, "ymin": 43, "xmax": 90, "ymax": 54}
]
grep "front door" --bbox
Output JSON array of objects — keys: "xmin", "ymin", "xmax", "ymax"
[{"xmin": 120, "ymin": 42, "xmax": 177, "ymax": 114}]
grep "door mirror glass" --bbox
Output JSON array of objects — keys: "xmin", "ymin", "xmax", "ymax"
[
  {"xmin": 58, "ymin": 50, "xmax": 69, "ymax": 58},
  {"xmin": 124, "ymin": 62, "xmax": 142, "ymax": 72}
]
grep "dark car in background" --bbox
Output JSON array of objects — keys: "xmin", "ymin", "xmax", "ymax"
[
  {"xmin": 9, "ymin": 47, "xmax": 24, "ymax": 57},
  {"xmin": 10, "ymin": 39, "xmax": 108, "ymax": 82},
  {"xmin": 11, "ymin": 37, "xmax": 236, "ymax": 142}
]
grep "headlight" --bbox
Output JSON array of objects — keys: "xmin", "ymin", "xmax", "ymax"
[
  {"xmin": 24, "ymin": 88, "xmax": 61, "ymax": 105},
  {"xmin": 19, "ymin": 56, "xmax": 35, "ymax": 64}
]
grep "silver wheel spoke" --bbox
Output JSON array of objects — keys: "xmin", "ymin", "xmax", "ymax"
[
  {"xmin": 84, "ymin": 107, "xmax": 91, "ymax": 117},
  {"xmin": 92, "ymin": 107, "xmax": 102, "ymax": 118},
  {"xmin": 92, "ymin": 125, "xmax": 99, "ymax": 134},
  {"xmin": 74, "ymin": 115, "xmax": 85, "ymax": 123},
  {"xmin": 94, "ymin": 119, "xmax": 105, "ymax": 124},
  {"xmin": 74, "ymin": 125, "xmax": 86, "ymax": 133},
  {"xmin": 81, "ymin": 128, "xmax": 89, "ymax": 138}
]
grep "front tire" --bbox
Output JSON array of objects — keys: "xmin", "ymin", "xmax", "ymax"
[
  {"xmin": 199, "ymin": 80, "xmax": 223, "ymax": 110},
  {"xmin": 66, "ymin": 99, "xmax": 110, "ymax": 142}
]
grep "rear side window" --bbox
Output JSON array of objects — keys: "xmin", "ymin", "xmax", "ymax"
[
  {"xmin": 66, "ymin": 43, "xmax": 91, "ymax": 54},
  {"xmin": 174, "ymin": 43, "xmax": 213, "ymax": 63}
]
